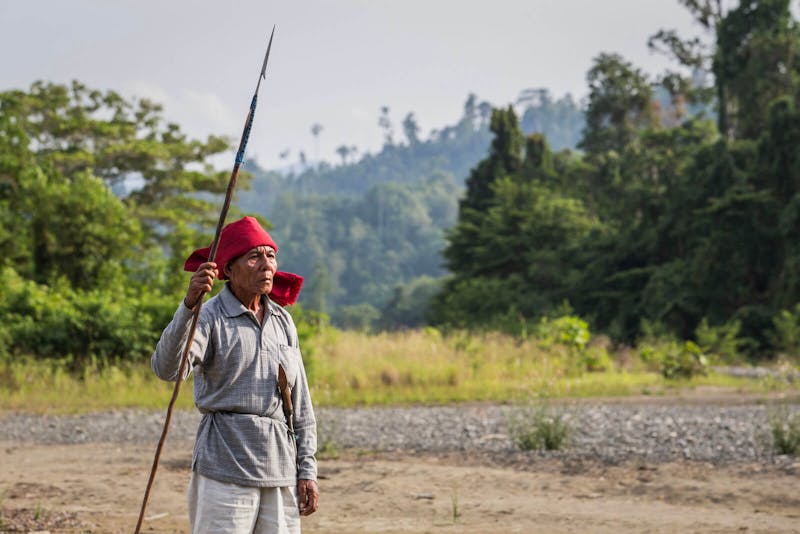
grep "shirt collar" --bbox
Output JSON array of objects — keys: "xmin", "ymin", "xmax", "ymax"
[{"xmin": 219, "ymin": 284, "xmax": 282, "ymax": 318}]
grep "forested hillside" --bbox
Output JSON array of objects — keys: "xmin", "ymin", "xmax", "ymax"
[{"xmin": 235, "ymin": 91, "xmax": 584, "ymax": 327}]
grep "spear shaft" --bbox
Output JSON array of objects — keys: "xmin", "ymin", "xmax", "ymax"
[{"xmin": 134, "ymin": 27, "xmax": 276, "ymax": 534}]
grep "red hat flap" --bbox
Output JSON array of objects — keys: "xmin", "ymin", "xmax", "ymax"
[{"xmin": 183, "ymin": 217, "xmax": 303, "ymax": 306}]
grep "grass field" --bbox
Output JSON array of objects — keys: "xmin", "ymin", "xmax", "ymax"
[{"xmin": 0, "ymin": 328, "xmax": 797, "ymax": 414}]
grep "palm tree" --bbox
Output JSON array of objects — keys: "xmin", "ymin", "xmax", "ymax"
[{"xmin": 310, "ymin": 123, "xmax": 324, "ymax": 164}]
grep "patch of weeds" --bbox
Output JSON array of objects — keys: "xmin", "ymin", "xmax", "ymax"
[
  {"xmin": 695, "ymin": 318, "xmax": 747, "ymax": 364},
  {"xmin": 34, "ymin": 500, "xmax": 46, "ymax": 522},
  {"xmin": 316, "ymin": 417, "xmax": 340, "ymax": 459},
  {"xmin": 507, "ymin": 402, "xmax": 573, "ymax": 451},
  {"xmin": 770, "ymin": 304, "xmax": 800, "ymax": 357},
  {"xmin": 768, "ymin": 404, "xmax": 800, "ymax": 456},
  {"xmin": 451, "ymin": 490, "xmax": 460, "ymax": 522}
]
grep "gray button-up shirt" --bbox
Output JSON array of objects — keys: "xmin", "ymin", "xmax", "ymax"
[{"xmin": 152, "ymin": 284, "xmax": 317, "ymax": 487}]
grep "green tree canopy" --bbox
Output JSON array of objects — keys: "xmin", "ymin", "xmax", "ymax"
[
  {"xmin": 0, "ymin": 81, "xmax": 241, "ymax": 292},
  {"xmin": 0, "ymin": 81, "xmax": 246, "ymax": 365}
]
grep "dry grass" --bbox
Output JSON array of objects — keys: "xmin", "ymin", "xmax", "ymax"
[
  {"xmin": 306, "ymin": 328, "xmax": 789, "ymax": 406},
  {"xmin": 0, "ymin": 357, "xmax": 195, "ymax": 414},
  {"xmin": 1, "ymin": 328, "xmax": 797, "ymax": 414}
]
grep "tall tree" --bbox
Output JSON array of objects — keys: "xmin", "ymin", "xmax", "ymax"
[
  {"xmin": 651, "ymin": 0, "xmax": 800, "ymax": 140},
  {"xmin": 434, "ymin": 109, "xmax": 601, "ymax": 330},
  {"xmin": 580, "ymin": 53, "xmax": 657, "ymax": 155},
  {"xmin": 714, "ymin": 0, "xmax": 800, "ymax": 139},
  {"xmin": 517, "ymin": 89, "xmax": 585, "ymax": 151},
  {"xmin": 335, "ymin": 144, "xmax": 350, "ymax": 165},
  {"xmin": 310, "ymin": 123, "xmax": 324, "ymax": 163},
  {"xmin": 378, "ymin": 106, "xmax": 394, "ymax": 146},
  {"xmin": 458, "ymin": 106, "xmax": 523, "ymax": 214},
  {"xmin": 402, "ymin": 112, "xmax": 421, "ymax": 146}
]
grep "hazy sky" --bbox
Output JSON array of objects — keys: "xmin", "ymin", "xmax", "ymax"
[{"xmin": 1, "ymin": 1, "xmax": 706, "ymax": 169}]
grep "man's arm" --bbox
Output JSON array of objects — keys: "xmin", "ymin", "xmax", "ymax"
[
  {"xmin": 293, "ymin": 349, "xmax": 319, "ymax": 515},
  {"xmin": 291, "ymin": 348, "xmax": 317, "ymax": 481},
  {"xmin": 151, "ymin": 262, "xmax": 217, "ymax": 381}
]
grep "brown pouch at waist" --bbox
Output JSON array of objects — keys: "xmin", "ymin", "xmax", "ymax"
[{"xmin": 277, "ymin": 364, "xmax": 294, "ymax": 435}]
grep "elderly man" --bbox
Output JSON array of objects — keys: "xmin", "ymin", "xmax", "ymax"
[{"xmin": 152, "ymin": 216, "xmax": 319, "ymax": 534}]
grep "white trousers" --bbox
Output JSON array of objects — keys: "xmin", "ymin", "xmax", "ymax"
[{"xmin": 188, "ymin": 471, "xmax": 301, "ymax": 534}]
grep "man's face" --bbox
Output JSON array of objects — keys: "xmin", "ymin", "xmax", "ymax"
[{"xmin": 226, "ymin": 245, "xmax": 278, "ymax": 296}]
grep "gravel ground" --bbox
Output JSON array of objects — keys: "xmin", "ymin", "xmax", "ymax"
[{"xmin": 2, "ymin": 398, "xmax": 798, "ymax": 466}]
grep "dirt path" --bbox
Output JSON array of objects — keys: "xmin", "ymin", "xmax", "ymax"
[{"xmin": 1, "ymin": 440, "xmax": 798, "ymax": 533}]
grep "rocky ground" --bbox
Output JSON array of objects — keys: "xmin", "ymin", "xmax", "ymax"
[
  {"xmin": 2, "ymin": 392, "xmax": 798, "ymax": 465},
  {"xmin": 1, "ymin": 392, "xmax": 799, "ymax": 533}
]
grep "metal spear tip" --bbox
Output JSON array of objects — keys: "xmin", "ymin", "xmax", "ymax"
[{"xmin": 260, "ymin": 25, "xmax": 276, "ymax": 80}]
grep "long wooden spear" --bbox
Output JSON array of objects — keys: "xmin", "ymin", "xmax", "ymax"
[{"xmin": 134, "ymin": 26, "xmax": 276, "ymax": 534}]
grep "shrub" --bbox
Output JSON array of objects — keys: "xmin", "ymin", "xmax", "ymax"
[
  {"xmin": 536, "ymin": 315, "xmax": 590, "ymax": 351},
  {"xmin": 661, "ymin": 341, "xmax": 708, "ymax": 379},
  {"xmin": 536, "ymin": 315, "xmax": 608, "ymax": 373},
  {"xmin": 769, "ymin": 405, "xmax": 800, "ymax": 456},
  {"xmin": 640, "ymin": 339, "xmax": 709, "ymax": 379},
  {"xmin": 695, "ymin": 318, "xmax": 747, "ymax": 364},
  {"xmin": 507, "ymin": 402, "xmax": 572, "ymax": 451},
  {"xmin": 580, "ymin": 343, "xmax": 614, "ymax": 372},
  {"xmin": 661, "ymin": 341, "xmax": 709, "ymax": 379},
  {"xmin": 770, "ymin": 304, "xmax": 800, "ymax": 359},
  {"xmin": 0, "ymin": 267, "xmax": 175, "ymax": 369},
  {"xmin": 315, "ymin": 415, "xmax": 340, "ymax": 459}
]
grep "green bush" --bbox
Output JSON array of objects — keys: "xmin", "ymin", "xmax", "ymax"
[
  {"xmin": 536, "ymin": 315, "xmax": 590, "ymax": 350},
  {"xmin": 639, "ymin": 338, "xmax": 709, "ymax": 379},
  {"xmin": 535, "ymin": 315, "xmax": 614, "ymax": 372},
  {"xmin": 770, "ymin": 304, "xmax": 800, "ymax": 359},
  {"xmin": 507, "ymin": 403, "xmax": 572, "ymax": 451},
  {"xmin": 580, "ymin": 344, "xmax": 614, "ymax": 372},
  {"xmin": 695, "ymin": 318, "xmax": 747, "ymax": 364},
  {"xmin": 769, "ymin": 405, "xmax": 800, "ymax": 456},
  {"xmin": 0, "ymin": 267, "xmax": 176, "ymax": 368},
  {"xmin": 660, "ymin": 341, "xmax": 709, "ymax": 379}
]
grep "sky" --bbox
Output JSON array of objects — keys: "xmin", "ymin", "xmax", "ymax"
[{"xmin": 1, "ymin": 0, "xmax": 706, "ymax": 170}]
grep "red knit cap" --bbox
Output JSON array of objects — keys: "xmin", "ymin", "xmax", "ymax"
[{"xmin": 183, "ymin": 216, "xmax": 303, "ymax": 306}]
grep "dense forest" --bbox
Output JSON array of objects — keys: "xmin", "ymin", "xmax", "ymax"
[
  {"xmin": 1, "ymin": 0, "xmax": 798, "ymax": 365},
  {"xmin": 434, "ymin": 0, "xmax": 800, "ymax": 355}
]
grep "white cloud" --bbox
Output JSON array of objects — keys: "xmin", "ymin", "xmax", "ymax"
[
  {"xmin": 120, "ymin": 82, "xmax": 240, "ymax": 145},
  {"xmin": 178, "ymin": 90, "xmax": 240, "ymax": 137},
  {"xmin": 122, "ymin": 81, "xmax": 171, "ymax": 106}
]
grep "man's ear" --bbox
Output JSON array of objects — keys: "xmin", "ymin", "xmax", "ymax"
[{"xmin": 223, "ymin": 262, "xmax": 233, "ymax": 278}]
